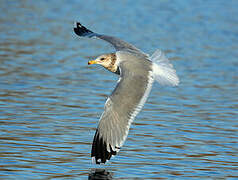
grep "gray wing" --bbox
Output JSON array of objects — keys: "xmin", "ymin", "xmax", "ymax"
[
  {"xmin": 91, "ymin": 52, "xmax": 154, "ymax": 164},
  {"xmin": 74, "ymin": 22, "xmax": 148, "ymax": 57}
]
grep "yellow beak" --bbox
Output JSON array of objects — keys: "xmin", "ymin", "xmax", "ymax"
[{"xmin": 88, "ymin": 60, "xmax": 97, "ymax": 65}]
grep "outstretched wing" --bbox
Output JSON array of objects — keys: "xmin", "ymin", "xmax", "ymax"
[
  {"xmin": 91, "ymin": 52, "xmax": 154, "ymax": 164},
  {"xmin": 74, "ymin": 22, "xmax": 148, "ymax": 57}
]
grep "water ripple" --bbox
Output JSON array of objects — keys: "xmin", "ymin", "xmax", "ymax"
[{"xmin": 0, "ymin": 0, "xmax": 238, "ymax": 179}]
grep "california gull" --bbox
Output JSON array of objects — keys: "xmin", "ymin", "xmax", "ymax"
[{"xmin": 74, "ymin": 22, "xmax": 179, "ymax": 164}]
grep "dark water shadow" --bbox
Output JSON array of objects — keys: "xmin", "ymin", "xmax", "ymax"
[{"xmin": 88, "ymin": 168, "xmax": 113, "ymax": 180}]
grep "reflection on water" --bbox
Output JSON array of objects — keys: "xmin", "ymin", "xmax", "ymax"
[
  {"xmin": 89, "ymin": 169, "xmax": 113, "ymax": 180},
  {"xmin": 1, "ymin": 0, "xmax": 238, "ymax": 179}
]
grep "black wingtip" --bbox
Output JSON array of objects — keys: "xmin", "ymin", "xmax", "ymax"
[
  {"xmin": 73, "ymin": 22, "xmax": 93, "ymax": 37},
  {"xmin": 91, "ymin": 130, "xmax": 117, "ymax": 164}
]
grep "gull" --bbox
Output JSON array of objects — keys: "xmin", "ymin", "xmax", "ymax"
[{"xmin": 74, "ymin": 22, "xmax": 179, "ymax": 164}]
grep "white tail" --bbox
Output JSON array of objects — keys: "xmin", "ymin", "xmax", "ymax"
[{"xmin": 151, "ymin": 49, "xmax": 179, "ymax": 86}]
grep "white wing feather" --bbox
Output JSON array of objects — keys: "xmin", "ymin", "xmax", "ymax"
[{"xmin": 151, "ymin": 49, "xmax": 179, "ymax": 86}]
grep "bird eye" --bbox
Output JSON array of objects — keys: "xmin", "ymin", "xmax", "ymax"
[{"xmin": 100, "ymin": 58, "xmax": 105, "ymax": 60}]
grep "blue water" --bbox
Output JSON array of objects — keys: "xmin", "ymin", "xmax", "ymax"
[{"xmin": 0, "ymin": 0, "xmax": 238, "ymax": 179}]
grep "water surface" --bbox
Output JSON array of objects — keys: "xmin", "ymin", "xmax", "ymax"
[{"xmin": 0, "ymin": 0, "xmax": 238, "ymax": 179}]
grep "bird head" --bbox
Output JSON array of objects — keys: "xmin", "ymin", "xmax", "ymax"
[{"xmin": 88, "ymin": 53, "xmax": 118, "ymax": 73}]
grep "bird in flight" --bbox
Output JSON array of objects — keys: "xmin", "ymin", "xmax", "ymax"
[{"xmin": 74, "ymin": 22, "xmax": 179, "ymax": 164}]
